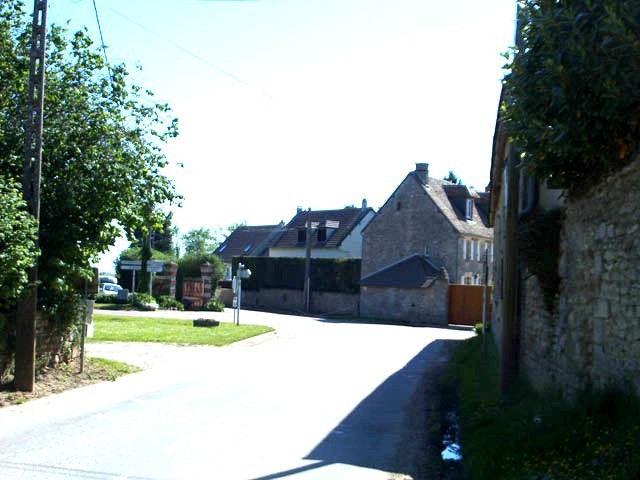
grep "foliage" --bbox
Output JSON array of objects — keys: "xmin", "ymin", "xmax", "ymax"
[
  {"xmin": 130, "ymin": 293, "xmax": 158, "ymax": 311},
  {"xmin": 232, "ymin": 256, "xmax": 361, "ymax": 294},
  {"xmin": 90, "ymin": 313, "xmax": 273, "ymax": 346},
  {"xmin": 203, "ymin": 299, "xmax": 225, "ymax": 312},
  {"xmin": 518, "ymin": 209, "xmax": 564, "ymax": 313},
  {"xmin": 154, "ymin": 295, "xmax": 184, "ymax": 311},
  {"xmin": 0, "ymin": 177, "xmax": 38, "ymax": 307},
  {"xmin": 182, "ymin": 228, "xmax": 217, "ymax": 256},
  {"xmin": 0, "ymin": 0, "xmax": 180, "ymax": 315},
  {"xmin": 445, "ymin": 336, "xmax": 640, "ymax": 479},
  {"xmin": 443, "ymin": 170, "xmax": 463, "ymax": 185},
  {"xmin": 502, "ymin": 0, "xmax": 640, "ymax": 197}
]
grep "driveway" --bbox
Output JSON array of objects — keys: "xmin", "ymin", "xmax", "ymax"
[{"xmin": 0, "ymin": 309, "xmax": 473, "ymax": 479}]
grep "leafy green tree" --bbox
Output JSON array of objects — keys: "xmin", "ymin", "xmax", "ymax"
[
  {"xmin": 0, "ymin": 0, "xmax": 180, "ymax": 312},
  {"xmin": 444, "ymin": 170, "xmax": 463, "ymax": 185},
  {"xmin": 502, "ymin": 0, "xmax": 640, "ymax": 197},
  {"xmin": 0, "ymin": 177, "xmax": 38, "ymax": 307},
  {"xmin": 182, "ymin": 228, "xmax": 216, "ymax": 256}
]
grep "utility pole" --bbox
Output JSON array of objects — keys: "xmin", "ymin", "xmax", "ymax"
[
  {"xmin": 15, "ymin": 0, "xmax": 48, "ymax": 392},
  {"xmin": 303, "ymin": 209, "xmax": 312, "ymax": 313}
]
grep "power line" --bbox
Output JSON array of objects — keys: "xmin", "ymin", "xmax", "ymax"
[
  {"xmin": 107, "ymin": 6, "xmax": 275, "ymax": 100},
  {"xmin": 91, "ymin": 0, "xmax": 113, "ymax": 86}
]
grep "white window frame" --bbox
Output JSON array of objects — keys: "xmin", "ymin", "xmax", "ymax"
[{"xmin": 465, "ymin": 199, "xmax": 473, "ymax": 220}]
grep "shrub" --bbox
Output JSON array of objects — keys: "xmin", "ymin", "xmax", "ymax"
[
  {"xmin": 203, "ymin": 299, "xmax": 225, "ymax": 312},
  {"xmin": 155, "ymin": 295, "xmax": 184, "ymax": 311},
  {"xmin": 131, "ymin": 293, "xmax": 158, "ymax": 311}
]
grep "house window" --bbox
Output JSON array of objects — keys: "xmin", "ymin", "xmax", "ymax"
[
  {"xmin": 243, "ymin": 243, "xmax": 253, "ymax": 254},
  {"xmin": 475, "ymin": 239, "xmax": 480, "ymax": 261},
  {"xmin": 218, "ymin": 244, "xmax": 227, "ymax": 253},
  {"xmin": 317, "ymin": 228, "xmax": 327, "ymax": 242},
  {"xmin": 297, "ymin": 229, "xmax": 306, "ymax": 243},
  {"xmin": 465, "ymin": 239, "xmax": 472, "ymax": 260},
  {"xmin": 462, "ymin": 274, "xmax": 472, "ymax": 285},
  {"xmin": 465, "ymin": 199, "xmax": 473, "ymax": 220}
]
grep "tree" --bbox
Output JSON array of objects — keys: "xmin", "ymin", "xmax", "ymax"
[
  {"xmin": 443, "ymin": 170, "xmax": 462, "ymax": 185},
  {"xmin": 502, "ymin": 0, "xmax": 640, "ymax": 197},
  {"xmin": 182, "ymin": 228, "xmax": 216, "ymax": 256},
  {"xmin": 0, "ymin": 178, "xmax": 38, "ymax": 307},
  {"xmin": 0, "ymin": 0, "xmax": 180, "ymax": 314}
]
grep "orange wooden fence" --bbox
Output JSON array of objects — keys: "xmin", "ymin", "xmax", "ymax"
[{"xmin": 448, "ymin": 285, "xmax": 492, "ymax": 326}]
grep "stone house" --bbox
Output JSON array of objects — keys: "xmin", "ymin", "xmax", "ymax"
[
  {"xmin": 361, "ymin": 163, "xmax": 493, "ymax": 284},
  {"xmin": 360, "ymin": 163, "xmax": 493, "ymax": 324},
  {"xmin": 267, "ymin": 202, "xmax": 375, "ymax": 259},
  {"xmin": 489, "ymin": 99, "xmax": 640, "ymax": 396}
]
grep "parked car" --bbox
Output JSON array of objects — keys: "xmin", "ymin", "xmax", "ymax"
[{"xmin": 100, "ymin": 283, "xmax": 123, "ymax": 296}]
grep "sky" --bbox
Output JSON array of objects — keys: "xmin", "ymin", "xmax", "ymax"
[{"xmin": 46, "ymin": 0, "xmax": 517, "ymax": 273}]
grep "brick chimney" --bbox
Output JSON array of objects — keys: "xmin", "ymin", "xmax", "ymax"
[{"xmin": 415, "ymin": 163, "xmax": 429, "ymax": 185}]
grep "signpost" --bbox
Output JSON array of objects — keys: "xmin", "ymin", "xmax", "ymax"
[
  {"xmin": 120, "ymin": 260, "xmax": 164, "ymax": 294},
  {"xmin": 233, "ymin": 263, "xmax": 251, "ymax": 326}
]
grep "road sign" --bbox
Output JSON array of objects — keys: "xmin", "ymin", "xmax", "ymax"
[{"xmin": 120, "ymin": 260, "xmax": 164, "ymax": 272}]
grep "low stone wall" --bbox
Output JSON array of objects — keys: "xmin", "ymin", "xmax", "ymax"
[
  {"xmin": 239, "ymin": 288, "xmax": 359, "ymax": 317},
  {"xmin": 518, "ymin": 157, "xmax": 640, "ymax": 395},
  {"xmin": 1, "ymin": 311, "xmax": 81, "ymax": 383},
  {"xmin": 360, "ymin": 280, "xmax": 449, "ymax": 326}
]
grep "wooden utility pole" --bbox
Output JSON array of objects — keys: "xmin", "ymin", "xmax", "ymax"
[
  {"xmin": 500, "ymin": 148, "xmax": 520, "ymax": 392},
  {"xmin": 15, "ymin": 0, "xmax": 47, "ymax": 392},
  {"xmin": 303, "ymin": 209, "xmax": 312, "ymax": 313}
]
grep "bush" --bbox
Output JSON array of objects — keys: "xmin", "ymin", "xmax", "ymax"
[
  {"xmin": 203, "ymin": 299, "xmax": 225, "ymax": 312},
  {"xmin": 155, "ymin": 295, "xmax": 184, "ymax": 311},
  {"xmin": 131, "ymin": 293, "xmax": 158, "ymax": 311},
  {"xmin": 474, "ymin": 323, "xmax": 490, "ymax": 334}
]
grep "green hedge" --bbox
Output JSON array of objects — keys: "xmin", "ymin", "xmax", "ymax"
[{"xmin": 232, "ymin": 257, "xmax": 360, "ymax": 293}]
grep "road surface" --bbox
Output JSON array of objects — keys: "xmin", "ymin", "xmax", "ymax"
[{"xmin": 0, "ymin": 310, "xmax": 473, "ymax": 479}]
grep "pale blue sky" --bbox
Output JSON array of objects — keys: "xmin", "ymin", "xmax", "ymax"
[{"xmin": 47, "ymin": 0, "xmax": 516, "ymax": 272}]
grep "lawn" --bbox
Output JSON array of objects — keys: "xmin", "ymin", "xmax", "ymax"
[
  {"xmin": 445, "ymin": 335, "xmax": 640, "ymax": 480},
  {"xmin": 90, "ymin": 314, "xmax": 274, "ymax": 346}
]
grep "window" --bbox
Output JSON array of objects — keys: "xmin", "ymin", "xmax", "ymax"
[
  {"xmin": 243, "ymin": 243, "xmax": 253, "ymax": 254},
  {"xmin": 297, "ymin": 229, "xmax": 306, "ymax": 243},
  {"xmin": 317, "ymin": 228, "xmax": 327, "ymax": 242},
  {"xmin": 475, "ymin": 239, "xmax": 480, "ymax": 261},
  {"xmin": 466, "ymin": 239, "xmax": 472, "ymax": 260},
  {"xmin": 465, "ymin": 199, "xmax": 473, "ymax": 220},
  {"xmin": 218, "ymin": 244, "xmax": 227, "ymax": 253}
]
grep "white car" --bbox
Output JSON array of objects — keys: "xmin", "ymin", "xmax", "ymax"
[{"xmin": 100, "ymin": 283, "xmax": 123, "ymax": 296}]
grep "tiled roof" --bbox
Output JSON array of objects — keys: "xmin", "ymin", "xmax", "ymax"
[
  {"xmin": 214, "ymin": 224, "xmax": 283, "ymax": 263},
  {"xmin": 271, "ymin": 207, "xmax": 374, "ymax": 249},
  {"xmin": 360, "ymin": 254, "xmax": 446, "ymax": 288},
  {"xmin": 419, "ymin": 174, "xmax": 493, "ymax": 238}
]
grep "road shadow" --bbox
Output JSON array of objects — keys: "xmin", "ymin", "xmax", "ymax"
[{"xmin": 249, "ymin": 338, "xmax": 465, "ymax": 480}]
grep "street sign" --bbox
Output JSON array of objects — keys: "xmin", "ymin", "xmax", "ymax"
[
  {"xmin": 120, "ymin": 260, "xmax": 164, "ymax": 272},
  {"xmin": 120, "ymin": 260, "xmax": 141, "ymax": 271}
]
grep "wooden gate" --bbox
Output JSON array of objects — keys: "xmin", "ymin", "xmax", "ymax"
[
  {"xmin": 182, "ymin": 279, "xmax": 204, "ymax": 309},
  {"xmin": 448, "ymin": 285, "xmax": 492, "ymax": 326}
]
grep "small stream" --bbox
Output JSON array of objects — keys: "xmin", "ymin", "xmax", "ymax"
[{"xmin": 441, "ymin": 411, "xmax": 463, "ymax": 462}]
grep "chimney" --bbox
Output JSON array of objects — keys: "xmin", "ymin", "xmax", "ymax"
[
  {"xmin": 415, "ymin": 163, "xmax": 429, "ymax": 185},
  {"xmin": 362, "ymin": 198, "xmax": 368, "ymax": 210}
]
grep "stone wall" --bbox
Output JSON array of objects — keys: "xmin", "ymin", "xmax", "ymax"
[
  {"xmin": 240, "ymin": 288, "xmax": 359, "ymax": 317},
  {"xmin": 1, "ymin": 312, "xmax": 81, "ymax": 383},
  {"xmin": 494, "ymin": 157, "xmax": 640, "ymax": 396},
  {"xmin": 360, "ymin": 280, "xmax": 449, "ymax": 326}
]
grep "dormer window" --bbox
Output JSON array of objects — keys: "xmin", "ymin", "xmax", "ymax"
[
  {"xmin": 218, "ymin": 244, "xmax": 227, "ymax": 253},
  {"xmin": 297, "ymin": 229, "xmax": 306, "ymax": 243},
  {"xmin": 243, "ymin": 243, "xmax": 253, "ymax": 254},
  {"xmin": 465, "ymin": 199, "xmax": 473, "ymax": 220},
  {"xmin": 317, "ymin": 228, "xmax": 327, "ymax": 242}
]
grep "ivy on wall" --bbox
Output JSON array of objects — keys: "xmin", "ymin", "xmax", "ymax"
[
  {"xmin": 518, "ymin": 209, "xmax": 564, "ymax": 313},
  {"xmin": 502, "ymin": 0, "xmax": 640, "ymax": 198},
  {"xmin": 232, "ymin": 257, "xmax": 361, "ymax": 294}
]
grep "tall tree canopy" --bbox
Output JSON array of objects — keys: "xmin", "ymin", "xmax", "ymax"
[
  {"xmin": 0, "ymin": 0, "xmax": 179, "ymax": 312},
  {"xmin": 182, "ymin": 228, "xmax": 217, "ymax": 256}
]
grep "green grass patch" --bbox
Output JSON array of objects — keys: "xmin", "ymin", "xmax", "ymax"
[
  {"xmin": 88, "ymin": 357, "xmax": 142, "ymax": 381},
  {"xmin": 445, "ymin": 336, "xmax": 640, "ymax": 480},
  {"xmin": 90, "ymin": 313, "xmax": 273, "ymax": 346}
]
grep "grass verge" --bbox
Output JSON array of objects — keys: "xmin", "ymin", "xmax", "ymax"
[
  {"xmin": 0, "ymin": 357, "xmax": 140, "ymax": 408},
  {"xmin": 90, "ymin": 313, "xmax": 273, "ymax": 346},
  {"xmin": 444, "ymin": 335, "xmax": 640, "ymax": 480}
]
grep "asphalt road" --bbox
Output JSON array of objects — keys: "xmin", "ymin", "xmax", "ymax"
[{"xmin": 0, "ymin": 310, "xmax": 473, "ymax": 480}]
